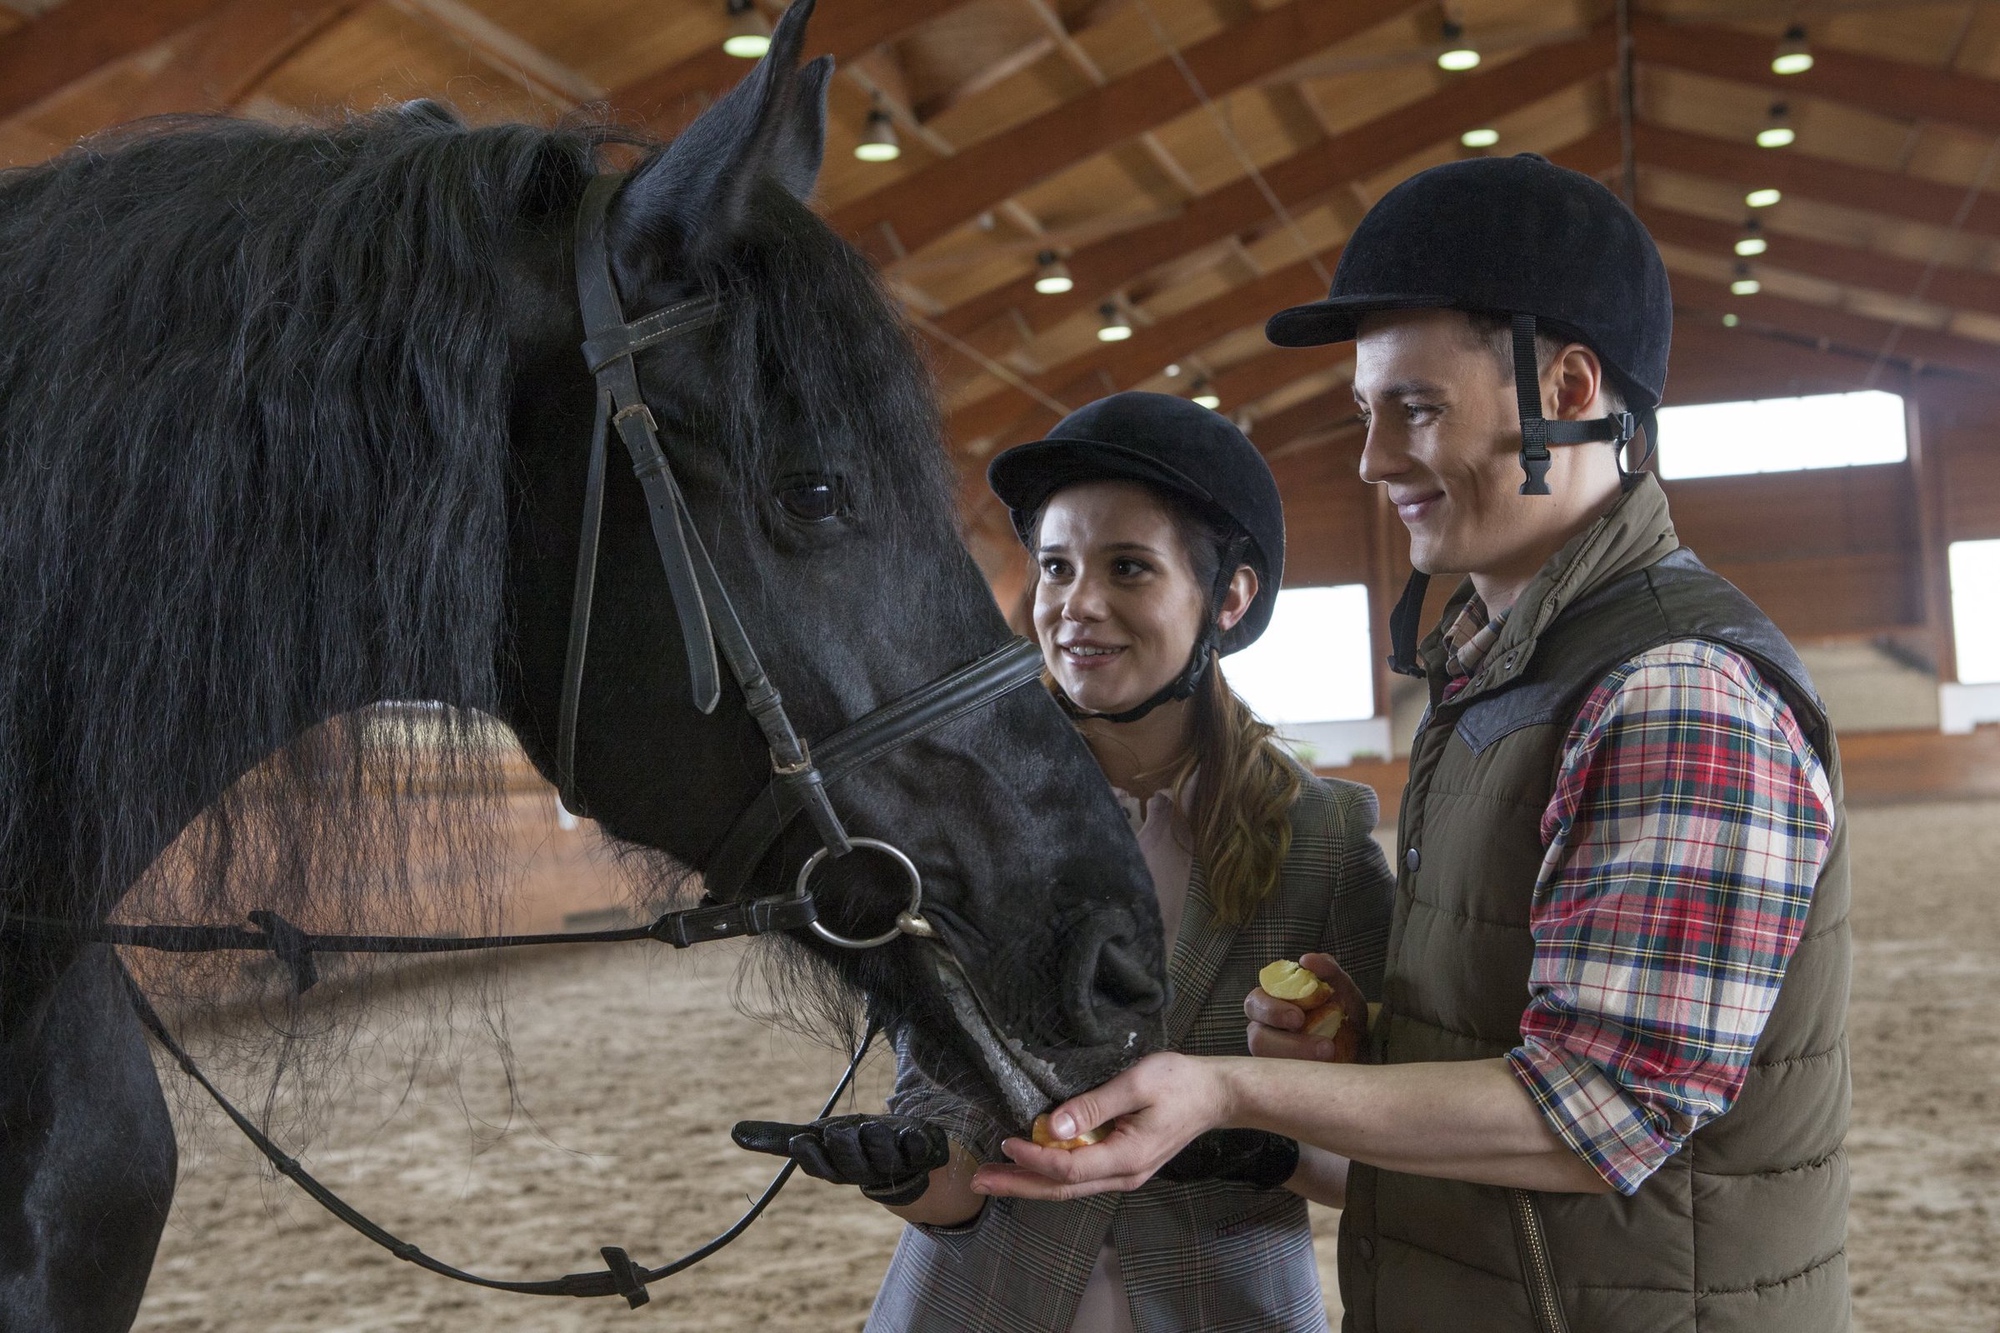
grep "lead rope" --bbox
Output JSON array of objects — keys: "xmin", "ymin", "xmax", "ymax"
[{"xmin": 124, "ymin": 968, "xmax": 874, "ymax": 1309}]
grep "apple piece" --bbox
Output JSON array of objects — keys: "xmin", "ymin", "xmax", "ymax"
[
  {"xmin": 1258, "ymin": 958, "xmax": 1333, "ymax": 1008},
  {"xmin": 1032, "ymin": 1114, "xmax": 1111, "ymax": 1150}
]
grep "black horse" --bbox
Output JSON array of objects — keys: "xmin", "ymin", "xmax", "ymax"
[{"xmin": 0, "ymin": 5, "xmax": 1167, "ymax": 1328}]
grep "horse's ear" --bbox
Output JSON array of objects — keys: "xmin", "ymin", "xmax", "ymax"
[{"xmin": 616, "ymin": 0, "xmax": 830, "ymax": 258}]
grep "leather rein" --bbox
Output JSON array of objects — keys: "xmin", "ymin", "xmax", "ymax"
[{"xmin": 3, "ymin": 172, "xmax": 1049, "ymax": 1307}]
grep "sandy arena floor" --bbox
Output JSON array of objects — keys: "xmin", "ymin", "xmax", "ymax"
[{"xmin": 130, "ymin": 799, "xmax": 2000, "ymax": 1332}]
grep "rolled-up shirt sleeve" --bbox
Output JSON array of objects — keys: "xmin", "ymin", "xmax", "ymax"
[{"xmin": 1504, "ymin": 641, "xmax": 1834, "ymax": 1196}]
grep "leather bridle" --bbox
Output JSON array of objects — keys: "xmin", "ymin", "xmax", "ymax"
[
  {"xmin": 559, "ymin": 171, "xmax": 1046, "ymax": 948},
  {"xmin": 2, "ymin": 171, "xmax": 1053, "ymax": 1307}
]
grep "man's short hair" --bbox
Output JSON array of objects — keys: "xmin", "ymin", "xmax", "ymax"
[{"xmin": 1461, "ymin": 310, "xmax": 1628, "ymax": 415}]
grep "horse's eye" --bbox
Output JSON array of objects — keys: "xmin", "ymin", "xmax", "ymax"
[{"xmin": 777, "ymin": 477, "xmax": 844, "ymax": 523}]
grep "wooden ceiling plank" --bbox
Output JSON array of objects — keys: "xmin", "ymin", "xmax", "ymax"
[
  {"xmin": 829, "ymin": 0, "xmax": 1426, "ymax": 264},
  {"xmin": 1633, "ymin": 15, "xmax": 2000, "ymax": 139},
  {"xmin": 608, "ymin": 0, "xmax": 970, "ymax": 127},
  {"xmin": 110, "ymin": 0, "xmax": 365, "ymax": 122},
  {"xmin": 932, "ymin": 26, "xmax": 1616, "ymax": 345},
  {"xmin": 1634, "ymin": 121, "xmax": 2000, "ymax": 240},
  {"xmin": 1640, "ymin": 204, "xmax": 2000, "ymax": 323},
  {"xmin": 0, "ymin": 0, "xmax": 234, "ymax": 122}
]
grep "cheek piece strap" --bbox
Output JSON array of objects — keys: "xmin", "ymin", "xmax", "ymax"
[{"xmin": 1510, "ymin": 312, "xmax": 1644, "ymax": 496}]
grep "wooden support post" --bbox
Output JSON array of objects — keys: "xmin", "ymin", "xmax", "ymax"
[{"xmin": 1906, "ymin": 389, "xmax": 1958, "ymax": 684}]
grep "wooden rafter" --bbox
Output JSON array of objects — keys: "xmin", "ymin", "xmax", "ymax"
[
  {"xmin": 109, "ymin": 0, "xmax": 364, "ymax": 122},
  {"xmin": 1634, "ymin": 16, "xmax": 2000, "ymax": 139},
  {"xmin": 1638, "ymin": 205, "xmax": 2000, "ymax": 323},
  {"xmin": 607, "ymin": 0, "xmax": 968, "ymax": 126},
  {"xmin": 1673, "ymin": 271, "xmax": 2000, "ymax": 384},
  {"xmin": 827, "ymin": 0, "xmax": 1425, "ymax": 264},
  {"xmin": 933, "ymin": 25, "xmax": 1617, "ymax": 350},
  {"xmin": 942, "ymin": 117, "xmax": 1621, "ymax": 454},
  {"xmin": 1633, "ymin": 121, "xmax": 2000, "ymax": 241},
  {"xmin": 952, "ymin": 249, "xmax": 1338, "ymax": 445},
  {"xmin": 0, "ymin": 0, "xmax": 232, "ymax": 121}
]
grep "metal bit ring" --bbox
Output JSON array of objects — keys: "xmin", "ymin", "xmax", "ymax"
[{"xmin": 799, "ymin": 838, "xmax": 933, "ymax": 950}]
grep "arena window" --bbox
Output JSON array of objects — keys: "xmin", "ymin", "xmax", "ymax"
[
  {"xmin": 1225, "ymin": 584, "xmax": 1376, "ymax": 724},
  {"xmin": 1653, "ymin": 389, "xmax": 1907, "ymax": 480},
  {"xmin": 1949, "ymin": 539, "xmax": 2000, "ymax": 685}
]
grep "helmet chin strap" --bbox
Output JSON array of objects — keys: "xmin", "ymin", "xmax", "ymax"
[
  {"xmin": 1053, "ymin": 628, "xmax": 1217, "ymax": 725},
  {"xmin": 1511, "ymin": 312, "xmax": 1643, "ymax": 496}
]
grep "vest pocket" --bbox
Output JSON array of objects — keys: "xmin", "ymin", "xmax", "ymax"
[{"xmin": 1508, "ymin": 1190, "xmax": 1572, "ymax": 1333}]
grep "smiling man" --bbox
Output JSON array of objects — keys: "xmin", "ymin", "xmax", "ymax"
[{"xmin": 971, "ymin": 155, "xmax": 1852, "ymax": 1333}]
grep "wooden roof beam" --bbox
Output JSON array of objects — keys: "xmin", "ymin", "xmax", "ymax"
[
  {"xmin": 1638, "ymin": 205, "xmax": 2000, "ymax": 323},
  {"xmin": 0, "ymin": 0, "xmax": 238, "ymax": 121},
  {"xmin": 951, "ymin": 247, "xmax": 1337, "ymax": 447},
  {"xmin": 1672, "ymin": 272, "xmax": 2000, "ymax": 386},
  {"xmin": 945, "ymin": 116, "xmax": 1623, "ymax": 452},
  {"xmin": 1633, "ymin": 121, "xmax": 2000, "ymax": 241},
  {"xmin": 607, "ymin": 0, "xmax": 970, "ymax": 129},
  {"xmin": 107, "ymin": 0, "xmax": 363, "ymax": 123},
  {"xmin": 829, "ymin": 0, "xmax": 1427, "ymax": 264},
  {"xmin": 933, "ymin": 25, "xmax": 1616, "ymax": 347},
  {"xmin": 1633, "ymin": 16, "xmax": 2000, "ymax": 139}
]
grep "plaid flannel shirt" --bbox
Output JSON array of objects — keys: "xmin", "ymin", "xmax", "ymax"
[{"xmin": 1439, "ymin": 598, "xmax": 1835, "ymax": 1195}]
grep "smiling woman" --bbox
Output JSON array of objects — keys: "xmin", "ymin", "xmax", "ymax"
[{"xmin": 798, "ymin": 391, "xmax": 1397, "ymax": 1333}]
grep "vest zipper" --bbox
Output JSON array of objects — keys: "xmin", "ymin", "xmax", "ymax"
[{"xmin": 1508, "ymin": 1190, "xmax": 1571, "ymax": 1333}]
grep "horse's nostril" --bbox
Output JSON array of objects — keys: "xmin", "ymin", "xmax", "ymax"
[{"xmin": 1091, "ymin": 938, "xmax": 1165, "ymax": 1016}]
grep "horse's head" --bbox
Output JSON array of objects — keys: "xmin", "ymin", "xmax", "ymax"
[{"xmin": 501, "ymin": 0, "xmax": 1164, "ymax": 1130}]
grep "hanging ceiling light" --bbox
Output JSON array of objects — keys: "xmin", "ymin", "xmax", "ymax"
[
  {"xmin": 1096, "ymin": 302, "xmax": 1133, "ymax": 343},
  {"xmin": 1735, "ymin": 217, "xmax": 1766, "ymax": 257},
  {"xmin": 1461, "ymin": 127, "xmax": 1500, "ymax": 149},
  {"xmin": 722, "ymin": 0, "xmax": 769, "ymax": 59},
  {"xmin": 1772, "ymin": 24, "xmax": 1814, "ymax": 76},
  {"xmin": 854, "ymin": 101, "xmax": 901, "ymax": 163},
  {"xmin": 1722, "ymin": 312, "xmax": 1741, "ymax": 327},
  {"xmin": 1730, "ymin": 263, "xmax": 1761, "ymax": 297},
  {"xmin": 1437, "ymin": 20, "xmax": 1480, "ymax": 71},
  {"xmin": 1032, "ymin": 250, "xmax": 1074, "ymax": 295},
  {"xmin": 1745, "ymin": 187, "xmax": 1782, "ymax": 208},
  {"xmin": 1163, "ymin": 363, "xmax": 1182, "ymax": 379},
  {"xmin": 1191, "ymin": 378, "xmax": 1221, "ymax": 410},
  {"xmin": 1757, "ymin": 102, "xmax": 1795, "ymax": 149}
]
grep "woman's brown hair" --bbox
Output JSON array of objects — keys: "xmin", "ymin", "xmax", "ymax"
[
  {"xmin": 1032, "ymin": 487, "xmax": 1302, "ymax": 926},
  {"xmin": 1162, "ymin": 649, "xmax": 1302, "ymax": 925}
]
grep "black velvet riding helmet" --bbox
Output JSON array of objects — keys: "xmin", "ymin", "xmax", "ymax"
[
  {"xmin": 988, "ymin": 391, "xmax": 1285, "ymax": 722},
  {"xmin": 1266, "ymin": 152, "xmax": 1672, "ymax": 496}
]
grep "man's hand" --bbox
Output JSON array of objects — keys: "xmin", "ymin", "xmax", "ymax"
[
  {"xmin": 970, "ymin": 1052, "xmax": 1231, "ymax": 1202},
  {"xmin": 732, "ymin": 1114, "xmax": 950, "ymax": 1205},
  {"xmin": 1246, "ymin": 952, "xmax": 1367, "ymax": 1061}
]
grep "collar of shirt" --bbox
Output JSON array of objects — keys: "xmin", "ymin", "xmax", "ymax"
[
  {"xmin": 1109, "ymin": 776, "xmax": 1195, "ymax": 948},
  {"xmin": 1441, "ymin": 595, "xmax": 1510, "ymax": 695}
]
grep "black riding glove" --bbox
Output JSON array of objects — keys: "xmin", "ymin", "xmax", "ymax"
[
  {"xmin": 1154, "ymin": 1129, "xmax": 1300, "ymax": 1190},
  {"xmin": 732, "ymin": 1114, "xmax": 951, "ymax": 1206}
]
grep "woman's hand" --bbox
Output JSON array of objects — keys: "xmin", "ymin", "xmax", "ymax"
[
  {"xmin": 1245, "ymin": 952, "xmax": 1366, "ymax": 1061},
  {"xmin": 969, "ymin": 1052, "xmax": 1233, "ymax": 1202}
]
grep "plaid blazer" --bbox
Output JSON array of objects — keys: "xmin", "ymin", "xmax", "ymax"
[{"xmin": 866, "ymin": 772, "xmax": 1394, "ymax": 1333}]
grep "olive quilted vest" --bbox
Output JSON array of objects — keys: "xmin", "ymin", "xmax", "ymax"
[{"xmin": 1339, "ymin": 477, "xmax": 1850, "ymax": 1333}]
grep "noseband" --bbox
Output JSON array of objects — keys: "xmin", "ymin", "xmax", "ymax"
[{"xmin": 559, "ymin": 171, "xmax": 1045, "ymax": 949}]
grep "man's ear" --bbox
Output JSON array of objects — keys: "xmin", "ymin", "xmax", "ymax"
[
  {"xmin": 1546, "ymin": 343, "xmax": 1606, "ymax": 420},
  {"xmin": 610, "ymin": 0, "xmax": 831, "ymax": 271},
  {"xmin": 1217, "ymin": 567, "xmax": 1259, "ymax": 635}
]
